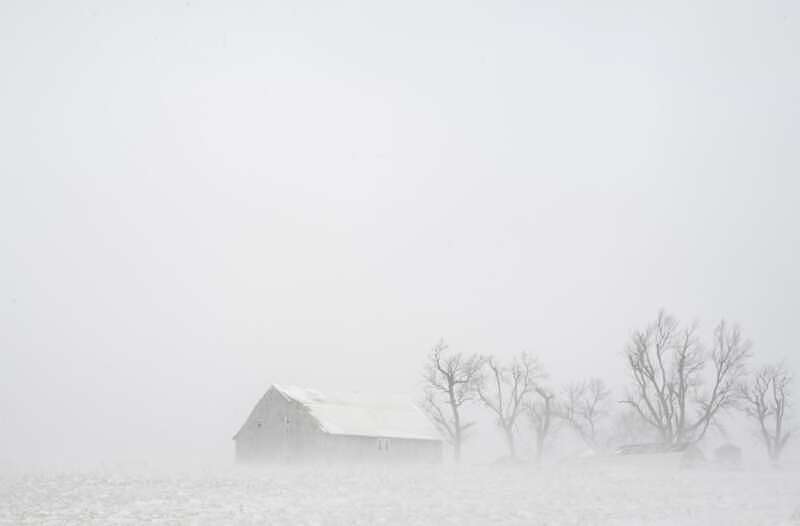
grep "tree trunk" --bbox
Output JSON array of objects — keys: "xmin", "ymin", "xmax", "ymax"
[
  {"xmin": 769, "ymin": 439, "xmax": 781, "ymax": 465},
  {"xmin": 448, "ymin": 384, "xmax": 461, "ymax": 463},
  {"xmin": 504, "ymin": 427, "xmax": 516, "ymax": 460},
  {"xmin": 535, "ymin": 429, "xmax": 547, "ymax": 465}
]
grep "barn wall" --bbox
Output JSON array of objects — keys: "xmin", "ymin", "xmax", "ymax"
[
  {"xmin": 324, "ymin": 434, "xmax": 443, "ymax": 463},
  {"xmin": 234, "ymin": 387, "xmax": 325, "ymax": 463}
]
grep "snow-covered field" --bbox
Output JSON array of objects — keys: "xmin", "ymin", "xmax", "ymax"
[{"xmin": 1, "ymin": 462, "xmax": 799, "ymax": 525}]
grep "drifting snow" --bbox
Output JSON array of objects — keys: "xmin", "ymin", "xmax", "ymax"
[{"xmin": 1, "ymin": 463, "xmax": 799, "ymax": 525}]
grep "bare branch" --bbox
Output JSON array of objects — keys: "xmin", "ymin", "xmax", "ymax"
[
  {"xmin": 477, "ymin": 352, "xmax": 544, "ymax": 460},
  {"xmin": 741, "ymin": 362, "xmax": 793, "ymax": 464},
  {"xmin": 562, "ymin": 378, "xmax": 611, "ymax": 447},
  {"xmin": 620, "ymin": 312, "xmax": 751, "ymax": 445},
  {"xmin": 420, "ymin": 339, "xmax": 484, "ymax": 462}
]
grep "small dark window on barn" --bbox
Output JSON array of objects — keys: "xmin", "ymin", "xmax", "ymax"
[{"xmin": 256, "ymin": 422, "xmax": 262, "ymax": 428}]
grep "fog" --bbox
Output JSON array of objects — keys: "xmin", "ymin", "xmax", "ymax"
[{"xmin": 2, "ymin": 0, "xmax": 799, "ymax": 482}]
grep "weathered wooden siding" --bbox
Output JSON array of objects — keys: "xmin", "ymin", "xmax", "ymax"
[{"xmin": 235, "ymin": 387, "xmax": 325, "ymax": 463}]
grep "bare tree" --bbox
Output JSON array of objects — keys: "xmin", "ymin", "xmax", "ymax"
[
  {"xmin": 527, "ymin": 386, "xmax": 556, "ymax": 463},
  {"xmin": 620, "ymin": 311, "xmax": 750, "ymax": 445},
  {"xmin": 477, "ymin": 352, "xmax": 544, "ymax": 460},
  {"xmin": 561, "ymin": 378, "xmax": 611, "ymax": 448},
  {"xmin": 420, "ymin": 340, "xmax": 484, "ymax": 462},
  {"xmin": 740, "ymin": 363, "xmax": 794, "ymax": 464}
]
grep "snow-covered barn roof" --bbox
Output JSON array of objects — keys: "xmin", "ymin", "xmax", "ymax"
[{"xmin": 271, "ymin": 384, "xmax": 442, "ymax": 441}]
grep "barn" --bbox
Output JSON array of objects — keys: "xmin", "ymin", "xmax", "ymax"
[{"xmin": 233, "ymin": 384, "xmax": 443, "ymax": 463}]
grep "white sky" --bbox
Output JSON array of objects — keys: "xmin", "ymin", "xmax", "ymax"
[{"xmin": 1, "ymin": 0, "xmax": 798, "ymax": 466}]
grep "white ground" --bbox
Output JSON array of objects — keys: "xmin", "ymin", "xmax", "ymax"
[{"xmin": 1, "ymin": 462, "xmax": 799, "ymax": 525}]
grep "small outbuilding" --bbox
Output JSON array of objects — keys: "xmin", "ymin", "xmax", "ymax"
[{"xmin": 233, "ymin": 384, "xmax": 443, "ymax": 463}]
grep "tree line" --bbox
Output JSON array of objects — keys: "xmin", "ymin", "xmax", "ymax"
[{"xmin": 421, "ymin": 310, "xmax": 794, "ymax": 465}]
